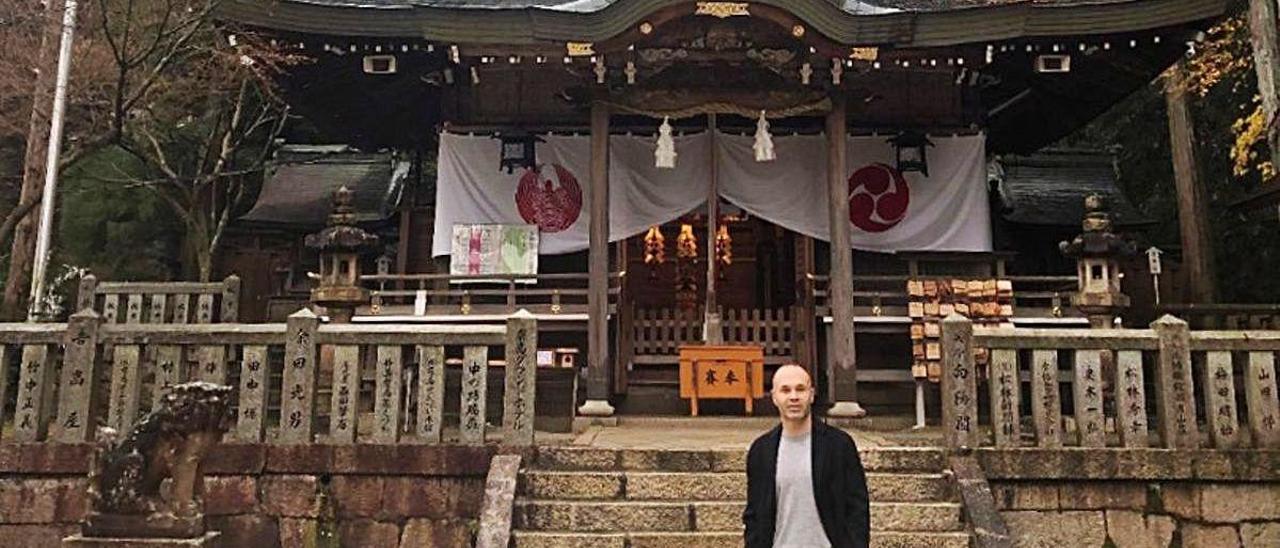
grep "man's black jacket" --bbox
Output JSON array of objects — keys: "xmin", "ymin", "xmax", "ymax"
[{"xmin": 741, "ymin": 420, "xmax": 870, "ymax": 548}]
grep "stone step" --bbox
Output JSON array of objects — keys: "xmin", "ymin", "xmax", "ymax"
[
  {"xmin": 519, "ymin": 470, "xmax": 953, "ymax": 502},
  {"xmin": 512, "ymin": 530, "xmax": 972, "ymax": 548},
  {"xmin": 532, "ymin": 446, "xmax": 946, "ymax": 474},
  {"xmin": 513, "ymin": 500, "xmax": 964, "ymax": 533}
]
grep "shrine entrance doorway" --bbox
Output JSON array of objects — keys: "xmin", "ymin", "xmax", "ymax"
[{"xmin": 615, "ymin": 202, "xmax": 819, "ymax": 408}]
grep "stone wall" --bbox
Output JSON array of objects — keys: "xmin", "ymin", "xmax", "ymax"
[
  {"xmin": 0, "ymin": 443, "xmax": 502, "ymax": 548},
  {"xmin": 977, "ymin": 449, "xmax": 1280, "ymax": 548},
  {"xmin": 991, "ymin": 479, "xmax": 1280, "ymax": 548}
]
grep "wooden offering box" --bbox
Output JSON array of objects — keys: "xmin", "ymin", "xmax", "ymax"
[{"xmin": 678, "ymin": 345, "xmax": 765, "ymax": 416}]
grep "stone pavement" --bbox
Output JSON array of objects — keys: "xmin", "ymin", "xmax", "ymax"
[{"xmin": 549, "ymin": 416, "xmax": 946, "ymax": 450}]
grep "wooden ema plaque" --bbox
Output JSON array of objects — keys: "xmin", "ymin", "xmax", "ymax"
[
  {"xmin": 909, "ymin": 279, "xmax": 1014, "ymax": 382},
  {"xmin": 679, "ymin": 345, "xmax": 765, "ymax": 416}
]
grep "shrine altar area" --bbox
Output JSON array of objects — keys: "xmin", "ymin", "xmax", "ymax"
[{"xmin": 678, "ymin": 345, "xmax": 766, "ymax": 416}]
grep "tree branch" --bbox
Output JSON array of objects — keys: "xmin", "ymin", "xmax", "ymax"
[{"xmin": 0, "ymin": 197, "xmax": 42, "ymax": 251}]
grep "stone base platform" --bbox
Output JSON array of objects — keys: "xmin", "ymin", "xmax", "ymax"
[{"xmin": 62, "ymin": 532, "xmax": 220, "ymax": 547}]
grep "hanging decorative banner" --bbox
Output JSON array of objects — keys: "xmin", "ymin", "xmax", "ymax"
[
  {"xmin": 433, "ymin": 131, "xmax": 990, "ymax": 256},
  {"xmin": 656, "ymin": 117, "xmax": 677, "ymax": 168},
  {"xmin": 753, "ymin": 111, "xmax": 775, "ymax": 162},
  {"xmin": 450, "ymin": 224, "xmax": 539, "ymax": 278}
]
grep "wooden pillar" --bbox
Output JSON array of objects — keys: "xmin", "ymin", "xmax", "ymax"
[
  {"xmin": 705, "ymin": 113, "xmax": 723, "ymax": 344},
  {"xmin": 1165, "ymin": 65, "xmax": 1217, "ymax": 303},
  {"xmin": 579, "ymin": 101, "xmax": 615, "ymax": 416},
  {"xmin": 794, "ymin": 234, "xmax": 817, "ymax": 375},
  {"xmin": 824, "ymin": 95, "xmax": 864, "ymax": 417},
  {"xmin": 1249, "ymin": 0, "xmax": 1280, "ymax": 167},
  {"xmin": 614, "ymin": 241, "xmax": 633, "ymax": 395}
]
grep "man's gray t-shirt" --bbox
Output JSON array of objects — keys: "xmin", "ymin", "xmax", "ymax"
[{"xmin": 773, "ymin": 432, "xmax": 832, "ymax": 548}]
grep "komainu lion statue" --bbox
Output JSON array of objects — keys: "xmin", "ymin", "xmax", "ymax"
[{"xmin": 83, "ymin": 382, "xmax": 234, "ymax": 538}]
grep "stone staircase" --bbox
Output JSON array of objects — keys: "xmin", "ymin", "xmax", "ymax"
[{"xmin": 510, "ymin": 446, "xmax": 971, "ymax": 548}]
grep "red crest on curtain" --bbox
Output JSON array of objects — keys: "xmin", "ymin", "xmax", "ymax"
[
  {"xmin": 848, "ymin": 162, "xmax": 910, "ymax": 233},
  {"xmin": 515, "ymin": 163, "xmax": 583, "ymax": 233}
]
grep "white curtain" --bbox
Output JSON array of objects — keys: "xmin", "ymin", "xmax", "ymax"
[
  {"xmin": 433, "ymin": 131, "xmax": 991, "ymax": 256},
  {"xmin": 432, "ymin": 132, "xmax": 709, "ymax": 256},
  {"xmin": 718, "ymin": 132, "xmax": 992, "ymax": 252}
]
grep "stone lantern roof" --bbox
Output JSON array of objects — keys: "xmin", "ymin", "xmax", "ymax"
[
  {"xmin": 1059, "ymin": 194, "xmax": 1136, "ymax": 259},
  {"xmin": 304, "ymin": 186, "xmax": 382, "ymax": 253}
]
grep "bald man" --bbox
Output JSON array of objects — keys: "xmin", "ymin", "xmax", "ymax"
[{"xmin": 742, "ymin": 364, "xmax": 870, "ymax": 548}]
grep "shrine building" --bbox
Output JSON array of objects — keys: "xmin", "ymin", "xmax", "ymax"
[{"xmin": 213, "ymin": 0, "xmax": 1229, "ymax": 419}]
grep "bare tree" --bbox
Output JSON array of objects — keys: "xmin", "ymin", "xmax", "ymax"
[
  {"xmin": 0, "ymin": 0, "xmax": 61, "ymax": 320},
  {"xmin": 0, "ymin": 0, "xmax": 295, "ymax": 316},
  {"xmin": 115, "ymin": 30, "xmax": 293, "ymax": 280}
]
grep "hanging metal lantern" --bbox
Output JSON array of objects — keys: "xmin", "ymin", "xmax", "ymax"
[
  {"xmin": 715, "ymin": 223, "xmax": 732, "ymax": 270},
  {"xmin": 643, "ymin": 225, "xmax": 666, "ymax": 266},
  {"xmin": 676, "ymin": 223, "xmax": 698, "ymax": 260},
  {"xmin": 496, "ymin": 131, "xmax": 542, "ymax": 173},
  {"xmin": 887, "ymin": 131, "xmax": 934, "ymax": 177}
]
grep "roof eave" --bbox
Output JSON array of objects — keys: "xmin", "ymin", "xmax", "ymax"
[{"xmin": 217, "ymin": 0, "xmax": 1230, "ymax": 47}]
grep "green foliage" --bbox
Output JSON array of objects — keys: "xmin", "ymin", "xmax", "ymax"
[
  {"xmin": 56, "ymin": 145, "xmax": 182, "ymax": 281},
  {"xmin": 1062, "ymin": 30, "xmax": 1280, "ymax": 303}
]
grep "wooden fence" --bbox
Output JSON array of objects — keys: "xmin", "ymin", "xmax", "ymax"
[
  {"xmin": 941, "ymin": 314, "xmax": 1280, "ymax": 450},
  {"xmin": 0, "ymin": 309, "xmax": 538, "ymax": 446},
  {"xmin": 360, "ymin": 272, "xmax": 622, "ymax": 317},
  {"xmin": 77, "ymin": 274, "xmax": 242, "ymax": 324},
  {"xmin": 1156, "ymin": 303, "xmax": 1280, "ymax": 330},
  {"xmin": 630, "ymin": 307, "xmax": 796, "ymax": 364}
]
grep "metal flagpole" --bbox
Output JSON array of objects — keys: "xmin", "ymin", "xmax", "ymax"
[{"xmin": 27, "ymin": 0, "xmax": 79, "ymax": 321}]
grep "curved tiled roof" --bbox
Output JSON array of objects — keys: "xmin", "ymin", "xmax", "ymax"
[
  {"xmin": 994, "ymin": 149, "xmax": 1150, "ymax": 227},
  {"xmin": 219, "ymin": 0, "xmax": 1228, "ymax": 46}
]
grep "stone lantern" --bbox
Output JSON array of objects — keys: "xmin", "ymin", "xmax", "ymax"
[
  {"xmin": 305, "ymin": 186, "xmax": 381, "ymax": 323},
  {"xmin": 1059, "ymin": 194, "xmax": 1136, "ymax": 328}
]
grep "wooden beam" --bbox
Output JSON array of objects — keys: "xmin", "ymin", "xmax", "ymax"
[
  {"xmin": 1165, "ymin": 64, "xmax": 1218, "ymax": 303},
  {"xmin": 614, "ymin": 238, "xmax": 632, "ymax": 395},
  {"xmin": 581, "ymin": 100, "xmax": 615, "ymax": 416},
  {"xmin": 825, "ymin": 95, "xmax": 864, "ymax": 417},
  {"xmin": 705, "ymin": 114, "xmax": 723, "ymax": 344},
  {"xmin": 1250, "ymin": 0, "xmax": 1280, "ymax": 167},
  {"xmin": 794, "ymin": 234, "xmax": 817, "ymax": 375}
]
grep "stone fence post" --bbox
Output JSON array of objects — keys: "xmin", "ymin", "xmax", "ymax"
[
  {"xmin": 278, "ymin": 308, "xmax": 320, "ymax": 444},
  {"xmin": 220, "ymin": 275, "xmax": 241, "ymax": 323},
  {"xmin": 76, "ymin": 274, "xmax": 98, "ymax": 313},
  {"xmin": 941, "ymin": 313, "xmax": 978, "ymax": 448},
  {"xmin": 503, "ymin": 310, "xmax": 538, "ymax": 446},
  {"xmin": 55, "ymin": 309, "xmax": 103, "ymax": 442},
  {"xmin": 1152, "ymin": 315, "xmax": 1199, "ymax": 448}
]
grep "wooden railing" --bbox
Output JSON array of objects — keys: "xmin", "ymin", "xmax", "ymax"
[
  {"xmin": 808, "ymin": 273, "xmax": 1078, "ymax": 319},
  {"xmin": 941, "ymin": 314, "xmax": 1280, "ymax": 450},
  {"xmin": 76, "ymin": 274, "xmax": 242, "ymax": 323},
  {"xmin": 630, "ymin": 307, "xmax": 796, "ymax": 364},
  {"xmin": 1156, "ymin": 303, "xmax": 1280, "ymax": 330},
  {"xmin": 0, "ymin": 309, "xmax": 538, "ymax": 446},
  {"xmin": 360, "ymin": 272, "xmax": 622, "ymax": 317}
]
